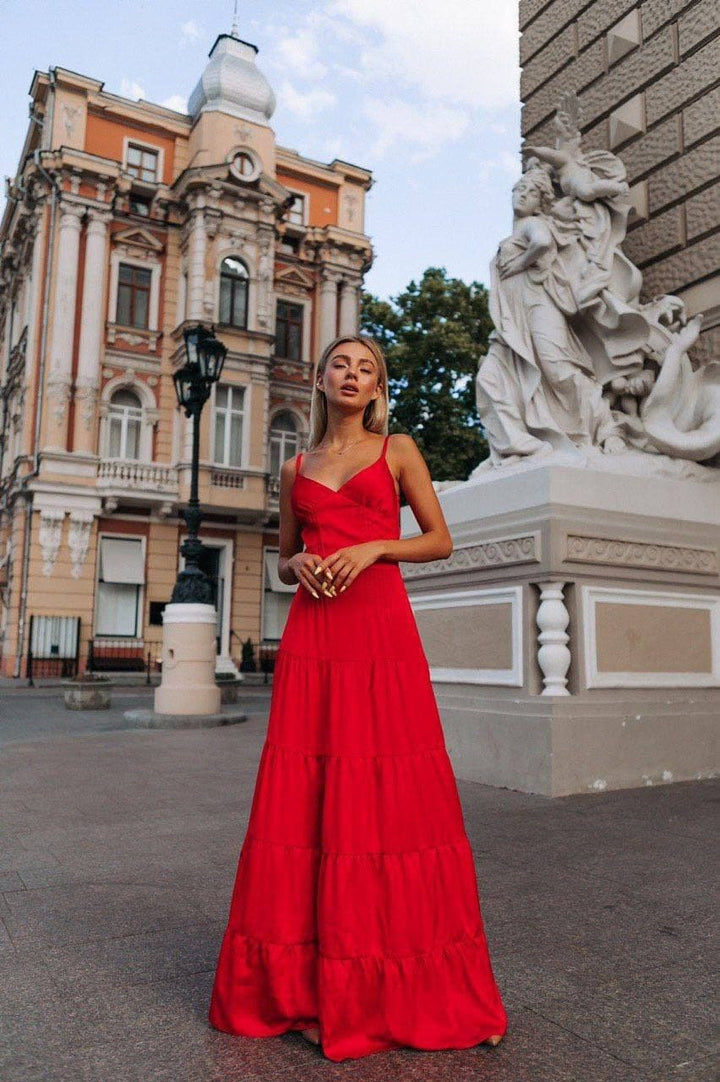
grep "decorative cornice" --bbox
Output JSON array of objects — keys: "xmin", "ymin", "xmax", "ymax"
[
  {"xmin": 565, "ymin": 535, "xmax": 719, "ymax": 576},
  {"xmin": 401, "ymin": 532, "xmax": 541, "ymax": 579}
]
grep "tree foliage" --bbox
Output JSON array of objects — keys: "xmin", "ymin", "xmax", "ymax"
[{"xmin": 361, "ymin": 267, "xmax": 492, "ymax": 483}]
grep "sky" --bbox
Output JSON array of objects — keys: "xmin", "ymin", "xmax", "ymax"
[{"xmin": 0, "ymin": 0, "xmax": 522, "ymax": 301}]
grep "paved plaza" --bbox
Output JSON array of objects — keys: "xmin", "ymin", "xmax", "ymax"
[{"xmin": 0, "ymin": 683, "xmax": 717, "ymax": 1081}]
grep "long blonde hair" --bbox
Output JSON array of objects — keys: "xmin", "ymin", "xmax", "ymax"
[{"xmin": 307, "ymin": 334, "xmax": 390, "ymax": 450}]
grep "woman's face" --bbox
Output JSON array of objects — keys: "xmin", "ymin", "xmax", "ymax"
[{"xmin": 319, "ymin": 341, "xmax": 381, "ymax": 407}]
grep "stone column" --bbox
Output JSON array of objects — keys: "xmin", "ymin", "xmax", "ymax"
[
  {"xmin": 536, "ymin": 581, "xmax": 571, "ymax": 696},
  {"xmin": 186, "ymin": 209, "xmax": 207, "ymax": 322},
  {"xmin": 73, "ymin": 209, "xmax": 111, "ymax": 455},
  {"xmin": 44, "ymin": 202, "xmax": 84, "ymax": 451},
  {"xmin": 20, "ymin": 209, "xmax": 46, "ymax": 459},
  {"xmin": 339, "ymin": 277, "xmax": 360, "ymax": 336},
  {"xmin": 318, "ymin": 270, "xmax": 340, "ymax": 352}
]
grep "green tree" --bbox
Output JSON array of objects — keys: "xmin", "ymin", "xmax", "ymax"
[{"xmin": 361, "ymin": 267, "xmax": 492, "ymax": 484}]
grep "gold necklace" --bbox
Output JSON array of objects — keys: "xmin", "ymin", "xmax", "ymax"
[{"xmin": 316, "ymin": 435, "xmax": 371, "ymax": 456}]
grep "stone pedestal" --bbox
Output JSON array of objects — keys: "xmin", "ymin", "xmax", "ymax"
[
  {"xmin": 400, "ymin": 459, "xmax": 720, "ymax": 797},
  {"xmin": 154, "ymin": 603, "xmax": 222, "ymax": 716}
]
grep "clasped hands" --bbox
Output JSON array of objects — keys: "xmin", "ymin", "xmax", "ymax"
[{"xmin": 289, "ymin": 542, "xmax": 385, "ymax": 600}]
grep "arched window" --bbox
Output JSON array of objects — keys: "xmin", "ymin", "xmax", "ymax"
[
  {"xmin": 219, "ymin": 257, "xmax": 249, "ymax": 328},
  {"xmin": 269, "ymin": 411, "xmax": 300, "ymax": 482},
  {"xmin": 107, "ymin": 389, "xmax": 142, "ymax": 460}
]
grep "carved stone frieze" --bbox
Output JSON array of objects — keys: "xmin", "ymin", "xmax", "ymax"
[
  {"xmin": 401, "ymin": 532, "xmax": 541, "ymax": 578},
  {"xmin": 565, "ymin": 535, "xmax": 719, "ymax": 576}
]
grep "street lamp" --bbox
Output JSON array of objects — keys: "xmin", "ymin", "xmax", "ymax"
[{"xmin": 171, "ymin": 324, "xmax": 227, "ymax": 605}]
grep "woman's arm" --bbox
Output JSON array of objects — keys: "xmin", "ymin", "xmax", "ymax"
[
  {"xmin": 379, "ymin": 434, "xmax": 453, "ymax": 563},
  {"xmin": 277, "ymin": 455, "xmax": 304, "ymax": 585}
]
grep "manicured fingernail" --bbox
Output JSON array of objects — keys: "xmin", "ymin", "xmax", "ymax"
[
  {"xmin": 311, "ymin": 589, "xmax": 319, "ymax": 598},
  {"xmin": 340, "ymin": 585, "xmax": 347, "ymax": 593}
]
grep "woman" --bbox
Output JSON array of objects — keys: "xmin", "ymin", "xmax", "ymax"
[{"xmin": 209, "ymin": 334, "xmax": 508, "ymax": 1061}]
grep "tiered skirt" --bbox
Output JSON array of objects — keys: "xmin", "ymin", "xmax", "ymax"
[{"xmin": 209, "ymin": 567, "xmax": 507, "ymax": 1061}]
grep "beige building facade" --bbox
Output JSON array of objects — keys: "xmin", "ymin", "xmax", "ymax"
[
  {"xmin": 0, "ymin": 30, "xmax": 372, "ymax": 678},
  {"xmin": 520, "ymin": 0, "xmax": 720, "ymax": 357}
]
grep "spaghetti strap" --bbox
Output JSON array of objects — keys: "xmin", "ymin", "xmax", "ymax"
[
  {"xmin": 381, "ymin": 433, "xmax": 390, "ymax": 459},
  {"xmin": 296, "ymin": 452, "xmax": 303, "ymax": 476}
]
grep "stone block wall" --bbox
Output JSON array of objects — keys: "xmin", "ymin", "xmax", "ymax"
[{"xmin": 520, "ymin": 0, "xmax": 720, "ymax": 354}]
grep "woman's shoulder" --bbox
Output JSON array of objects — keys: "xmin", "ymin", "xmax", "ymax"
[
  {"xmin": 387, "ymin": 432, "xmax": 419, "ymax": 456},
  {"xmin": 281, "ymin": 452, "xmax": 302, "ymax": 481}
]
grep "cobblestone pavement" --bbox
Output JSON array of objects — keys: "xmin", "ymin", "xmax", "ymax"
[{"xmin": 1, "ymin": 685, "xmax": 717, "ymax": 1081}]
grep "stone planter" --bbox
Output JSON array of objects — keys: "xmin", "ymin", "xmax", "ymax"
[{"xmin": 62, "ymin": 678, "xmax": 113, "ymax": 710}]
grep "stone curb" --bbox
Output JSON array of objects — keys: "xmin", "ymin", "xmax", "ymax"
[{"xmin": 122, "ymin": 708, "xmax": 248, "ymax": 729}]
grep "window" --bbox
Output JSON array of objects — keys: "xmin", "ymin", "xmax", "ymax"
[
  {"xmin": 213, "ymin": 385, "xmax": 245, "ymax": 467},
  {"xmin": 116, "ymin": 263, "xmax": 151, "ymax": 328},
  {"xmin": 286, "ymin": 193, "xmax": 306, "ymax": 225},
  {"xmin": 219, "ymin": 257, "xmax": 249, "ymax": 328},
  {"xmin": 275, "ymin": 300, "xmax": 303, "ymax": 361},
  {"xmin": 269, "ymin": 412, "xmax": 299, "ymax": 481},
  {"xmin": 95, "ymin": 537, "xmax": 144, "ymax": 637},
  {"xmin": 126, "ymin": 143, "xmax": 159, "ymax": 183},
  {"xmin": 107, "ymin": 389, "xmax": 142, "ymax": 460}
]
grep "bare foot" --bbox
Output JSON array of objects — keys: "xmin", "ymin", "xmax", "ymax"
[
  {"xmin": 301, "ymin": 1026, "xmax": 321, "ymax": 1045},
  {"xmin": 482, "ymin": 1034, "xmax": 504, "ymax": 1047}
]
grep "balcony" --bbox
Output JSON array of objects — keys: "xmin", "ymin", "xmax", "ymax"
[{"xmin": 97, "ymin": 459, "xmax": 178, "ymax": 512}]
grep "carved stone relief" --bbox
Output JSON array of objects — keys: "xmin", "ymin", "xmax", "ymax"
[
  {"xmin": 474, "ymin": 91, "xmax": 720, "ymax": 482},
  {"xmin": 38, "ymin": 509, "xmax": 65, "ymax": 577},
  {"xmin": 68, "ymin": 512, "xmax": 94, "ymax": 578}
]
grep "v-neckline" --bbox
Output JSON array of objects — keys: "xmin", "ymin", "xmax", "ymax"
[
  {"xmin": 297, "ymin": 453, "xmax": 385, "ymax": 495},
  {"xmin": 295, "ymin": 439, "xmax": 397, "ymax": 498}
]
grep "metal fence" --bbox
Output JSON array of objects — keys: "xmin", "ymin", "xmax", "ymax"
[
  {"xmin": 87, "ymin": 638, "xmax": 148, "ymax": 673},
  {"xmin": 27, "ymin": 615, "xmax": 81, "ymax": 683}
]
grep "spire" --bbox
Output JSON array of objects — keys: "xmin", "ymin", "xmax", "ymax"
[{"xmin": 231, "ymin": 0, "xmax": 239, "ymax": 39}]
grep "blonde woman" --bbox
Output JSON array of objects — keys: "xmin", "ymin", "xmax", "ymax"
[{"xmin": 209, "ymin": 334, "xmax": 507, "ymax": 1061}]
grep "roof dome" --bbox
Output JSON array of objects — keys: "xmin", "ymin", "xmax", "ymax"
[{"xmin": 188, "ymin": 34, "xmax": 276, "ymax": 125}]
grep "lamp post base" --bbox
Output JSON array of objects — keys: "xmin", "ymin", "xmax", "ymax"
[{"xmin": 154, "ymin": 603, "xmax": 222, "ymax": 716}]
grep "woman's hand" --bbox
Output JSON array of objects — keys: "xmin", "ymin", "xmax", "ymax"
[
  {"xmin": 287, "ymin": 552, "xmax": 339, "ymax": 600},
  {"xmin": 312, "ymin": 541, "xmax": 386, "ymax": 596}
]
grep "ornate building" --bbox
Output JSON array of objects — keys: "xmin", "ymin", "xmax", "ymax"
[{"xmin": 0, "ymin": 29, "xmax": 373, "ymax": 677}]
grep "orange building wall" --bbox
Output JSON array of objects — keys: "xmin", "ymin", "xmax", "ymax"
[
  {"xmin": 276, "ymin": 172, "xmax": 339, "ymax": 227},
  {"xmin": 85, "ymin": 113, "xmax": 177, "ymax": 184}
]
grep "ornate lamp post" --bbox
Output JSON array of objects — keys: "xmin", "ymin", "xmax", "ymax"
[
  {"xmin": 171, "ymin": 324, "xmax": 227, "ymax": 605},
  {"xmin": 154, "ymin": 324, "xmax": 227, "ymax": 718}
]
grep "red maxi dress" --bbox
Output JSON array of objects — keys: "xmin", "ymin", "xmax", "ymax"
[{"xmin": 209, "ymin": 434, "xmax": 507, "ymax": 1061}]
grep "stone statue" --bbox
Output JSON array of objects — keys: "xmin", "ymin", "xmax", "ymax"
[
  {"xmin": 474, "ymin": 93, "xmax": 719, "ymax": 481},
  {"xmin": 640, "ymin": 315, "xmax": 720, "ymax": 462}
]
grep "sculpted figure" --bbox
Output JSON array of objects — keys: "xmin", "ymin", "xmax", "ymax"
[
  {"xmin": 475, "ymin": 92, "xmax": 718, "ymax": 476},
  {"xmin": 476, "ymin": 163, "xmax": 626, "ymax": 463},
  {"xmin": 640, "ymin": 316, "xmax": 720, "ymax": 461}
]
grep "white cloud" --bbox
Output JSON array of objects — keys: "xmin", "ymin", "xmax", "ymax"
[
  {"xmin": 181, "ymin": 20, "xmax": 203, "ymax": 42},
  {"xmin": 328, "ymin": 0, "xmax": 519, "ymax": 111},
  {"xmin": 120, "ymin": 78, "xmax": 147, "ymax": 101},
  {"xmin": 161, "ymin": 94, "xmax": 189, "ymax": 113},
  {"xmin": 275, "ymin": 27, "xmax": 328, "ymax": 80},
  {"xmin": 363, "ymin": 97, "xmax": 470, "ymax": 161},
  {"xmin": 279, "ymin": 80, "xmax": 336, "ymax": 120}
]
